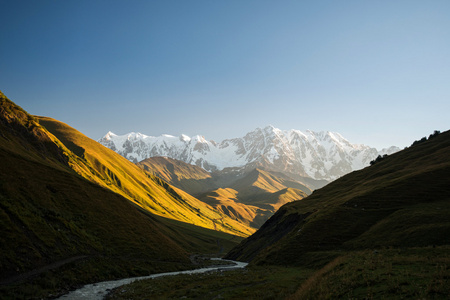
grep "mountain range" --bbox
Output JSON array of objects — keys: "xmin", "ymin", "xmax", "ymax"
[
  {"xmin": 1, "ymin": 90, "xmax": 448, "ymax": 299},
  {"xmin": 227, "ymin": 129, "xmax": 450, "ymax": 265},
  {"xmin": 99, "ymin": 126, "xmax": 399, "ymax": 181}
]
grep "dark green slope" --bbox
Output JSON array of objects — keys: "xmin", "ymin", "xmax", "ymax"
[
  {"xmin": 0, "ymin": 92, "xmax": 242, "ymax": 298},
  {"xmin": 0, "ymin": 92, "xmax": 193, "ymax": 292},
  {"xmin": 226, "ymin": 130, "xmax": 450, "ymax": 265}
]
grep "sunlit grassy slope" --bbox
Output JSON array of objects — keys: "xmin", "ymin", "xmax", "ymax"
[
  {"xmin": 38, "ymin": 117, "xmax": 254, "ymax": 237},
  {"xmin": 227, "ymin": 130, "xmax": 450, "ymax": 265},
  {"xmin": 0, "ymin": 92, "xmax": 245, "ymax": 299},
  {"xmin": 198, "ymin": 169, "xmax": 308, "ymax": 228},
  {"xmin": 0, "ymin": 92, "xmax": 189, "ymax": 293},
  {"xmin": 230, "ymin": 168, "xmax": 311, "ymax": 197},
  {"xmin": 137, "ymin": 156, "xmax": 217, "ymax": 195}
]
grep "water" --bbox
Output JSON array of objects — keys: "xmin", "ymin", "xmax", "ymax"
[{"xmin": 57, "ymin": 259, "xmax": 247, "ymax": 300}]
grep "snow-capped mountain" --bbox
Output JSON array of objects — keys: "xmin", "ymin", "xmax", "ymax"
[{"xmin": 98, "ymin": 126, "xmax": 399, "ymax": 181}]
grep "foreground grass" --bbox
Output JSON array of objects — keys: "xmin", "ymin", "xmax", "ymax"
[
  {"xmin": 106, "ymin": 247, "xmax": 449, "ymax": 299},
  {"xmin": 0, "ymin": 257, "xmax": 193, "ymax": 299},
  {"xmin": 290, "ymin": 246, "xmax": 449, "ymax": 299},
  {"xmin": 106, "ymin": 266, "xmax": 314, "ymax": 300}
]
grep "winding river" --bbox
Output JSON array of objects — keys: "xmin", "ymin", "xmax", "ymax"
[{"xmin": 57, "ymin": 259, "xmax": 247, "ymax": 300}]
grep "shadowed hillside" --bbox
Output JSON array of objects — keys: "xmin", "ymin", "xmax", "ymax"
[
  {"xmin": 0, "ymin": 92, "xmax": 190, "ymax": 296},
  {"xmin": 226, "ymin": 130, "xmax": 450, "ymax": 265},
  {"xmin": 0, "ymin": 92, "xmax": 244, "ymax": 299}
]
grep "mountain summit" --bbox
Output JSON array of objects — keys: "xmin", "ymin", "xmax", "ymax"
[{"xmin": 99, "ymin": 126, "xmax": 398, "ymax": 181}]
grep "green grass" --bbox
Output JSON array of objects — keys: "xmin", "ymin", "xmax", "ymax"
[
  {"xmin": 152, "ymin": 215, "xmax": 245, "ymax": 255},
  {"xmin": 105, "ymin": 265, "xmax": 314, "ymax": 300},
  {"xmin": 290, "ymin": 247, "xmax": 449, "ymax": 299},
  {"xmin": 104, "ymin": 247, "xmax": 449, "ymax": 299},
  {"xmin": 0, "ymin": 256, "xmax": 193, "ymax": 300}
]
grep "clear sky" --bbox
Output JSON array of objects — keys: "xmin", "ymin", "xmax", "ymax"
[{"xmin": 1, "ymin": 0, "xmax": 449, "ymax": 150}]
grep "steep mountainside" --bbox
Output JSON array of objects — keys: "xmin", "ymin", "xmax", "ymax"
[
  {"xmin": 99, "ymin": 126, "xmax": 399, "ymax": 181},
  {"xmin": 38, "ymin": 117, "xmax": 254, "ymax": 237},
  {"xmin": 0, "ymin": 92, "xmax": 247, "ymax": 298},
  {"xmin": 226, "ymin": 130, "xmax": 450, "ymax": 265},
  {"xmin": 0, "ymin": 93, "xmax": 190, "ymax": 293}
]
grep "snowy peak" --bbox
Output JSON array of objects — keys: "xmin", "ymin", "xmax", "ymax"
[
  {"xmin": 103, "ymin": 131, "xmax": 117, "ymax": 140},
  {"xmin": 98, "ymin": 126, "xmax": 400, "ymax": 181}
]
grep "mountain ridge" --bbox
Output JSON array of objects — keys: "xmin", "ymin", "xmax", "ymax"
[
  {"xmin": 225, "ymin": 129, "xmax": 450, "ymax": 265},
  {"xmin": 99, "ymin": 126, "xmax": 399, "ymax": 181}
]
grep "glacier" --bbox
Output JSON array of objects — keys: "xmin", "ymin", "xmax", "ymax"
[{"xmin": 98, "ymin": 125, "xmax": 399, "ymax": 181}]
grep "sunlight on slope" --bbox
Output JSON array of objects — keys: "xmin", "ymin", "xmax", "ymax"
[{"xmin": 37, "ymin": 117, "xmax": 254, "ymax": 237}]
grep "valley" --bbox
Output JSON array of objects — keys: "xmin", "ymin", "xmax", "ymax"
[
  {"xmin": 2, "ymin": 0, "xmax": 449, "ymax": 298},
  {"xmin": 1, "ymin": 91, "xmax": 449, "ymax": 299}
]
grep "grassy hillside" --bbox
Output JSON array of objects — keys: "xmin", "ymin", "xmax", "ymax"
[
  {"xmin": 138, "ymin": 157, "xmax": 311, "ymax": 229},
  {"xmin": 226, "ymin": 130, "xmax": 450, "ymax": 265},
  {"xmin": 107, "ymin": 246, "xmax": 448, "ymax": 299},
  {"xmin": 230, "ymin": 168, "xmax": 311, "ymax": 197},
  {"xmin": 0, "ymin": 92, "xmax": 244, "ymax": 299},
  {"xmin": 38, "ymin": 116, "xmax": 254, "ymax": 237},
  {"xmin": 198, "ymin": 169, "xmax": 308, "ymax": 228},
  {"xmin": 0, "ymin": 92, "xmax": 189, "ymax": 297},
  {"xmin": 137, "ymin": 156, "xmax": 218, "ymax": 195}
]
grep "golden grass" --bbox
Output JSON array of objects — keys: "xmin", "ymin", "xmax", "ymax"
[
  {"xmin": 0, "ymin": 93, "xmax": 246, "ymax": 299},
  {"xmin": 37, "ymin": 117, "xmax": 254, "ymax": 237},
  {"xmin": 197, "ymin": 169, "xmax": 308, "ymax": 229}
]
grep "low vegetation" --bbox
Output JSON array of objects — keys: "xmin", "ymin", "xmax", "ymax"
[
  {"xmin": 289, "ymin": 247, "xmax": 449, "ymax": 299},
  {"xmin": 106, "ymin": 247, "xmax": 449, "ymax": 299},
  {"xmin": 106, "ymin": 265, "xmax": 314, "ymax": 300}
]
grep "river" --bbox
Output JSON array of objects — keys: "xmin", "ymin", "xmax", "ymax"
[{"xmin": 57, "ymin": 259, "xmax": 247, "ymax": 300}]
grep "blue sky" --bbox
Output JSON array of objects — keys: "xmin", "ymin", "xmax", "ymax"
[{"xmin": 1, "ymin": 0, "xmax": 449, "ymax": 149}]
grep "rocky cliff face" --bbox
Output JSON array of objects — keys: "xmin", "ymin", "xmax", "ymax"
[{"xmin": 98, "ymin": 125, "xmax": 399, "ymax": 181}]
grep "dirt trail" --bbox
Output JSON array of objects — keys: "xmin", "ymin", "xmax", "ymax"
[{"xmin": 0, "ymin": 255, "xmax": 88, "ymax": 286}]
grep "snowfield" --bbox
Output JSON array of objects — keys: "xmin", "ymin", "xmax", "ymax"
[{"xmin": 99, "ymin": 125, "xmax": 399, "ymax": 181}]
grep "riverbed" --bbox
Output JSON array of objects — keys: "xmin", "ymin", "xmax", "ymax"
[{"xmin": 57, "ymin": 259, "xmax": 247, "ymax": 300}]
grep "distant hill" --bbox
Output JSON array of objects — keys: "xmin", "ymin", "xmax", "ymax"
[
  {"xmin": 226, "ymin": 130, "xmax": 450, "ymax": 265},
  {"xmin": 136, "ymin": 155, "xmax": 312, "ymax": 228},
  {"xmin": 198, "ymin": 169, "xmax": 309, "ymax": 228},
  {"xmin": 137, "ymin": 156, "xmax": 218, "ymax": 195},
  {"xmin": 138, "ymin": 156, "xmax": 318, "ymax": 229}
]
